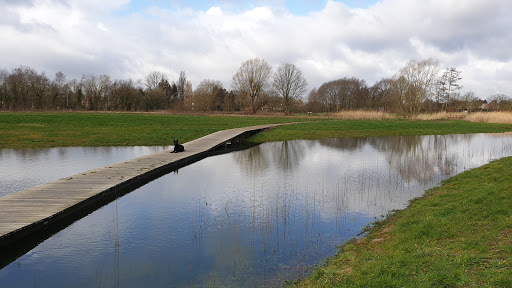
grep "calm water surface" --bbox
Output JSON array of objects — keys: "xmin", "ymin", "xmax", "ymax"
[
  {"xmin": 0, "ymin": 146, "xmax": 171, "ymax": 197},
  {"xmin": 1, "ymin": 134, "xmax": 512, "ymax": 287}
]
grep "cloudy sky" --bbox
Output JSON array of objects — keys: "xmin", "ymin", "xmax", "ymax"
[{"xmin": 1, "ymin": 0, "xmax": 511, "ymax": 99}]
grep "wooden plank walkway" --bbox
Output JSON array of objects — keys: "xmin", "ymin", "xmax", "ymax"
[{"xmin": 0, "ymin": 123, "xmax": 288, "ymax": 247}]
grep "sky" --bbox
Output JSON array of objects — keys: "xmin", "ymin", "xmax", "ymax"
[{"xmin": 1, "ymin": 0, "xmax": 511, "ymax": 99}]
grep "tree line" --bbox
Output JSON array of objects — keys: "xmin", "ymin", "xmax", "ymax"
[
  {"xmin": 0, "ymin": 67, "xmax": 192, "ymax": 112},
  {"xmin": 1, "ymin": 58, "xmax": 510, "ymax": 115},
  {"xmin": 308, "ymin": 59, "xmax": 510, "ymax": 115}
]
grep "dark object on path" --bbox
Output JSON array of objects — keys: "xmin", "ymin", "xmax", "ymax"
[{"xmin": 172, "ymin": 139, "xmax": 185, "ymax": 153}]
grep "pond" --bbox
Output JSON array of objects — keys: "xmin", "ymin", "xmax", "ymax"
[
  {"xmin": 1, "ymin": 133, "xmax": 512, "ymax": 287},
  {"xmin": 0, "ymin": 146, "xmax": 172, "ymax": 198}
]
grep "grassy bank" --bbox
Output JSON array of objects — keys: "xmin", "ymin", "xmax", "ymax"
[
  {"xmin": 0, "ymin": 112, "xmax": 303, "ymax": 148},
  {"xmin": 2, "ymin": 112, "xmax": 512, "ymax": 148},
  {"xmin": 295, "ymin": 156, "xmax": 512, "ymax": 287},
  {"xmin": 251, "ymin": 118, "xmax": 512, "ymax": 143}
]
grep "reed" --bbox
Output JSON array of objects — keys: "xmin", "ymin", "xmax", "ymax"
[
  {"xmin": 331, "ymin": 110, "xmax": 393, "ymax": 120},
  {"xmin": 412, "ymin": 112, "xmax": 450, "ymax": 120},
  {"xmin": 464, "ymin": 111, "xmax": 512, "ymax": 124}
]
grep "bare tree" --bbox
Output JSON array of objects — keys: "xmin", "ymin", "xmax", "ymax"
[
  {"xmin": 7, "ymin": 66, "xmax": 33, "ymax": 109},
  {"xmin": 145, "ymin": 71, "xmax": 167, "ymax": 91},
  {"xmin": 158, "ymin": 78, "xmax": 172, "ymax": 107},
  {"xmin": 232, "ymin": 58, "xmax": 272, "ymax": 114},
  {"xmin": 194, "ymin": 79, "xmax": 223, "ymax": 111},
  {"xmin": 370, "ymin": 78, "xmax": 393, "ymax": 111},
  {"xmin": 0, "ymin": 69, "xmax": 8, "ymax": 109},
  {"xmin": 488, "ymin": 94, "xmax": 512, "ymax": 110},
  {"xmin": 273, "ymin": 62, "xmax": 308, "ymax": 115},
  {"xmin": 439, "ymin": 67, "xmax": 462, "ymax": 111},
  {"xmin": 68, "ymin": 78, "xmax": 84, "ymax": 109},
  {"xmin": 391, "ymin": 58, "xmax": 440, "ymax": 117},
  {"xmin": 177, "ymin": 71, "xmax": 186, "ymax": 102},
  {"xmin": 317, "ymin": 79, "xmax": 342, "ymax": 112},
  {"xmin": 185, "ymin": 80, "xmax": 193, "ymax": 106},
  {"xmin": 306, "ymin": 88, "xmax": 323, "ymax": 113},
  {"xmin": 82, "ymin": 74, "xmax": 111, "ymax": 110},
  {"xmin": 142, "ymin": 71, "xmax": 168, "ymax": 110},
  {"xmin": 51, "ymin": 72, "xmax": 69, "ymax": 109},
  {"xmin": 460, "ymin": 91, "xmax": 479, "ymax": 113},
  {"xmin": 28, "ymin": 71, "xmax": 49, "ymax": 109},
  {"xmin": 316, "ymin": 77, "xmax": 370, "ymax": 112}
]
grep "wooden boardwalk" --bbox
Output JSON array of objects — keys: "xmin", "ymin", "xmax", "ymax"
[{"xmin": 0, "ymin": 123, "xmax": 287, "ymax": 247}]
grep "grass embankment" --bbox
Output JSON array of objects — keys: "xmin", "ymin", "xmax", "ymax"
[
  {"xmin": 2, "ymin": 112, "xmax": 512, "ymax": 148},
  {"xmin": 295, "ymin": 157, "xmax": 512, "ymax": 287},
  {"xmin": 251, "ymin": 118, "xmax": 512, "ymax": 143}
]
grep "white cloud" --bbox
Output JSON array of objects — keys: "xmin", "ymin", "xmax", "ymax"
[
  {"xmin": 205, "ymin": 6, "xmax": 223, "ymax": 16},
  {"xmin": 0, "ymin": 0, "xmax": 511, "ymax": 98}
]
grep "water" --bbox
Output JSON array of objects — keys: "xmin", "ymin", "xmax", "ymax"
[
  {"xmin": 1, "ymin": 134, "xmax": 512, "ymax": 287},
  {"xmin": 0, "ymin": 146, "xmax": 172, "ymax": 197}
]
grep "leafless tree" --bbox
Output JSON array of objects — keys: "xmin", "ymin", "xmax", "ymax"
[
  {"xmin": 232, "ymin": 58, "xmax": 273, "ymax": 114},
  {"xmin": 317, "ymin": 80, "xmax": 341, "ymax": 112},
  {"xmin": 28, "ymin": 70, "xmax": 49, "ymax": 109},
  {"xmin": 273, "ymin": 62, "xmax": 308, "ymax": 115},
  {"xmin": 7, "ymin": 66, "xmax": 32, "ymax": 109},
  {"xmin": 488, "ymin": 94, "xmax": 512, "ymax": 110},
  {"xmin": 391, "ymin": 58, "xmax": 440, "ymax": 117},
  {"xmin": 142, "ymin": 71, "xmax": 169, "ymax": 110},
  {"xmin": 68, "ymin": 78, "xmax": 84, "ymax": 109},
  {"xmin": 316, "ymin": 77, "xmax": 370, "ymax": 112},
  {"xmin": 0, "ymin": 69, "xmax": 8, "ymax": 109},
  {"xmin": 459, "ymin": 91, "xmax": 479, "ymax": 113},
  {"xmin": 50, "ymin": 72, "xmax": 70, "ymax": 109},
  {"xmin": 107, "ymin": 79, "xmax": 141, "ymax": 111},
  {"xmin": 82, "ymin": 74, "xmax": 111, "ymax": 110},
  {"xmin": 306, "ymin": 88, "xmax": 323, "ymax": 113},
  {"xmin": 370, "ymin": 78, "xmax": 393, "ymax": 111},
  {"xmin": 194, "ymin": 79, "xmax": 224, "ymax": 111},
  {"xmin": 145, "ymin": 71, "xmax": 167, "ymax": 91},
  {"xmin": 181, "ymin": 80, "xmax": 194, "ymax": 110},
  {"xmin": 439, "ymin": 67, "xmax": 462, "ymax": 111},
  {"xmin": 177, "ymin": 71, "xmax": 187, "ymax": 102}
]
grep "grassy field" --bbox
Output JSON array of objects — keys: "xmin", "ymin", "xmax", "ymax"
[
  {"xmin": 294, "ymin": 156, "xmax": 512, "ymax": 288},
  {"xmin": 0, "ymin": 112, "xmax": 304, "ymax": 148},
  {"xmin": 2, "ymin": 112, "xmax": 512, "ymax": 148}
]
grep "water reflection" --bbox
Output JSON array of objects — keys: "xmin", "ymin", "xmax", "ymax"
[
  {"xmin": 233, "ymin": 140, "xmax": 306, "ymax": 175},
  {"xmin": 1, "ymin": 134, "xmax": 512, "ymax": 287},
  {"xmin": 0, "ymin": 146, "xmax": 171, "ymax": 197}
]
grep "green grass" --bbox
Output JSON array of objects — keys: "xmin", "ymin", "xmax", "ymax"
[
  {"xmin": 0, "ymin": 112, "xmax": 305, "ymax": 148},
  {"xmin": 251, "ymin": 118, "xmax": 512, "ymax": 143},
  {"xmin": 295, "ymin": 156, "xmax": 512, "ymax": 288},
  {"xmin": 2, "ymin": 112, "xmax": 512, "ymax": 148}
]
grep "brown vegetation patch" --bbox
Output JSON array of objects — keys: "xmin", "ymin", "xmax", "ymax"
[
  {"xmin": 412, "ymin": 112, "xmax": 468, "ymax": 120},
  {"xmin": 464, "ymin": 111, "xmax": 512, "ymax": 124},
  {"xmin": 332, "ymin": 110, "xmax": 394, "ymax": 120}
]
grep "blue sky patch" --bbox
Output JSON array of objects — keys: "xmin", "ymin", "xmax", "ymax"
[{"xmin": 114, "ymin": 0, "xmax": 380, "ymax": 17}]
